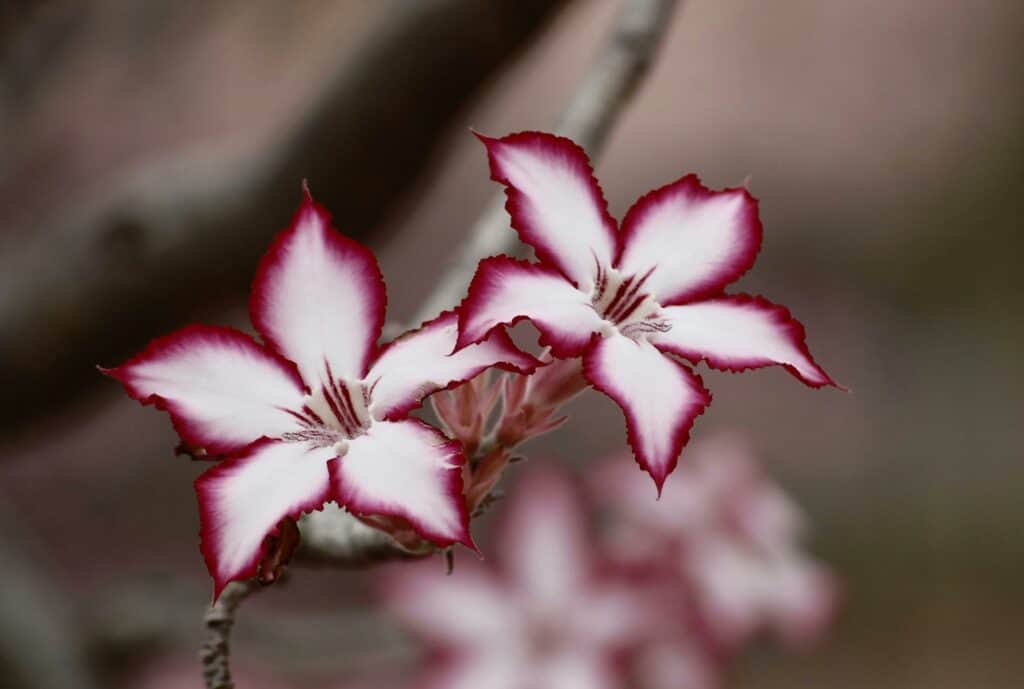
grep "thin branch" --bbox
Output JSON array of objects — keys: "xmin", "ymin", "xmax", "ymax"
[
  {"xmin": 409, "ymin": 0, "xmax": 681, "ymax": 327},
  {"xmin": 200, "ymin": 580, "xmax": 259, "ymax": 689},
  {"xmin": 198, "ymin": 1, "xmax": 681, "ymax": 684}
]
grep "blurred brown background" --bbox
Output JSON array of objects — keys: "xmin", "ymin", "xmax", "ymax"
[{"xmin": 1, "ymin": 1, "xmax": 1022, "ymax": 687}]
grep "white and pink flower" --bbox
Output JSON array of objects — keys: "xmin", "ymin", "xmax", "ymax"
[
  {"xmin": 385, "ymin": 469, "xmax": 650, "ymax": 689},
  {"xmin": 105, "ymin": 190, "xmax": 537, "ymax": 597},
  {"xmin": 456, "ymin": 131, "xmax": 838, "ymax": 490},
  {"xmin": 594, "ymin": 433, "xmax": 840, "ymax": 651}
]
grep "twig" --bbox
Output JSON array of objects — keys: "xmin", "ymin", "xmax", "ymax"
[
  {"xmin": 199, "ymin": 1, "xmax": 681, "ymax": 684},
  {"xmin": 200, "ymin": 580, "xmax": 259, "ymax": 689},
  {"xmin": 409, "ymin": 0, "xmax": 681, "ymax": 327}
]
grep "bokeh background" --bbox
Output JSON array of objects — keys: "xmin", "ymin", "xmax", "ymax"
[{"xmin": 2, "ymin": 0, "xmax": 1022, "ymax": 687}]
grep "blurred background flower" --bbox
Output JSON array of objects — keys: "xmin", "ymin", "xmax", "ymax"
[{"xmin": 387, "ymin": 444, "xmax": 837, "ymax": 689}]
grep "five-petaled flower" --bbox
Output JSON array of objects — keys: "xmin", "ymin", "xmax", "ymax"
[
  {"xmin": 456, "ymin": 131, "xmax": 839, "ymax": 491},
  {"xmin": 104, "ymin": 190, "xmax": 537, "ymax": 597},
  {"xmin": 594, "ymin": 433, "xmax": 840, "ymax": 652},
  {"xmin": 386, "ymin": 469, "xmax": 648, "ymax": 689}
]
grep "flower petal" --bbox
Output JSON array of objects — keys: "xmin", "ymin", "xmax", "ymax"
[
  {"xmin": 456, "ymin": 256, "xmax": 604, "ymax": 357},
  {"xmin": 250, "ymin": 190, "xmax": 386, "ymax": 383},
  {"xmin": 385, "ymin": 560, "xmax": 521, "ymax": 645},
  {"xmin": 650, "ymin": 294, "xmax": 836, "ymax": 387},
  {"xmin": 476, "ymin": 131, "xmax": 617, "ymax": 291},
  {"xmin": 583, "ymin": 334, "xmax": 711, "ymax": 491},
  {"xmin": 616, "ymin": 175, "xmax": 762, "ymax": 305},
  {"xmin": 331, "ymin": 419, "xmax": 472, "ymax": 548},
  {"xmin": 768, "ymin": 560, "xmax": 840, "ymax": 648},
  {"xmin": 533, "ymin": 652, "xmax": 620, "ymax": 689},
  {"xmin": 195, "ymin": 439, "xmax": 334, "ymax": 598},
  {"xmin": 634, "ymin": 642, "xmax": 719, "ymax": 689},
  {"xmin": 499, "ymin": 469, "xmax": 589, "ymax": 606},
  {"xmin": 367, "ymin": 311, "xmax": 539, "ymax": 421},
  {"xmin": 426, "ymin": 655, "xmax": 522, "ymax": 689},
  {"xmin": 103, "ymin": 325, "xmax": 306, "ymax": 454}
]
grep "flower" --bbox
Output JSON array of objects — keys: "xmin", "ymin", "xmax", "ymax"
[
  {"xmin": 456, "ymin": 131, "xmax": 838, "ymax": 490},
  {"xmin": 593, "ymin": 433, "xmax": 840, "ymax": 651},
  {"xmin": 385, "ymin": 469, "xmax": 649, "ymax": 689},
  {"xmin": 104, "ymin": 189, "xmax": 537, "ymax": 597}
]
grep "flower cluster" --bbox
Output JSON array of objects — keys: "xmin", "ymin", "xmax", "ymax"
[
  {"xmin": 593, "ymin": 434, "xmax": 840, "ymax": 672},
  {"xmin": 105, "ymin": 130, "xmax": 835, "ymax": 597},
  {"xmin": 386, "ymin": 437, "xmax": 838, "ymax": 689}
]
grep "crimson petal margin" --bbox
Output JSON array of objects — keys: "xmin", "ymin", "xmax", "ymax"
[
  {"xmin": 455, "ymin": 255, "xmax": 604, "ymax": 358},
  {"xmin": 616, "ymin": 175, "xmax": 762, "ymax": 305},
  {"xmin": 650, "ymin": 294, "xmax": 837, "ymax": 388},
  {"xmin": 102, "ymin": 324, "xmax": 306, "ymax": 455},
  {"xmin": 330, "ymin": 419, "xmax": 474, "ymax": 549},
  {"xmin": 196, "ymin": 438, "xmax": 335, "ymax": 599},
  {"xmin": 367, "ymin": 310, "xmax": 540, "ymax": 421},
  {"xmin": 475, "ymin": 131, "xmax": 617, "ymax": 292},
  {"xmin": 583, "ymin": 334, "xmax": 711, "ymax": 493},
  {"xmin": 250, "ymin": 189, "xmax": 386, "ymax": 383}
]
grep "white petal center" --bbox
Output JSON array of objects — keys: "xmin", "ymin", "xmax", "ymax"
[
  {"xmin": 286, "ymin": 377, "xmax": 371, "ymax": 446},
  {"xmin": 590, "ymin": 265, "xmax": 671, "ymax": 340}
]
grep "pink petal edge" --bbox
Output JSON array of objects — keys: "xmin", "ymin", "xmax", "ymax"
[
  {"xmin": 249, "ymin": 188, "xmax": 387, "ymax": 381},
  {"xmin": 652, "ymin": 293, "xmax": 841, "ymax": 389},
  {"xmin": 455, "ymin": 255, "xmax": 603, "ymax": 358},
  {"xmin": 330, "ymin": 419, "xmax": 476, "ymax": 551},
  {"xmin": 195, "ymin": 438, "xmax": 334, "ymax": 600},
  {"xmin": 582, "ymin": 336, "xmax": 712, "ymax": 494},
  {"xmin": 474, "ymin": 130, "xmax": 618, "ymax": 290},
  {"xmin": 369, "ymin": 310, "xmax": 541, "ymax": 421},
  {"xmin": 101, "ymin": 324, "xmax": 305, "ymax": 455},
  {"xmin": 616, "ymin": 174, "xmax": 763, "ymax": 306}
]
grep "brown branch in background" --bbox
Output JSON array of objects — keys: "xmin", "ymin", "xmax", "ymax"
[
  {"xmin": 0, "ymin": 0, "xmax": 566, "ymax": 437},
  {"xmin": 200, "ymin": 580, "xmax": 258, "ymax": 689},
  {"xmin": 199, "ymin": 1, "xmax": 681, "ymax": 685}
]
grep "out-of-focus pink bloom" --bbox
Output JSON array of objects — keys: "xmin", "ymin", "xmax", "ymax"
[
  {"xmin": 385, "ymin": 469, "xmax": 650, "ymax": 689},
  {"xmin": 594, "ymin": 433, "xmax": 840, "ymax": 652},
  {"xmin": 631, "ymin": 639, "xmax": 720, "ymax": 689},
  {"xmin": 104, "ymin": 189, "xmax": 537, "ymax": 597},
  {"xmin": 455, "ymin": 131, "xmax": 838, "ymax": 491}
]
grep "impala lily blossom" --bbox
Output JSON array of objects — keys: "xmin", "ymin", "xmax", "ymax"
[
  {"xmin": 105, "ymin": 190, "xmax": 537, "ymax": 597},
  {"xmin": 456, "ymin": 131, "xmax": 838, "ymax": 490},
  {"xmin": 594, "ymin": 434, "xmax": 840, "ymax": 650},
  {"xmin": 386, "ymin": 469, "xmax": 647, "ymax": 689}
]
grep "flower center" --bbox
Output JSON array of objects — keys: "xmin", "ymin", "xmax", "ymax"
[
  {"xmin": 283, "ymin": 377, "xmax": 370, "ymax": 447},
  {"xmin": 591, "ymin": 265, "xmax": 671, "ymax": 340}
]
